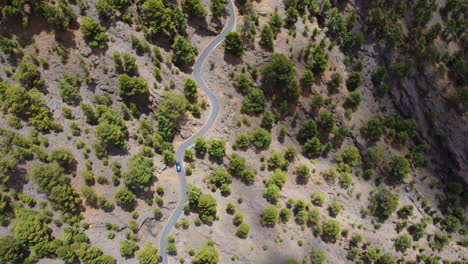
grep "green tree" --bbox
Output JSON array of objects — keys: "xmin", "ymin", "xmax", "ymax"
[
  {"xmin": 58, "ymin": 73, "xmax": 81, "ymax": 105},
  {"xmin": 241, "ymin": 88, "xmax": 266, "ymax": 114},
  {"xmin": 195, "ymin": 137, "xmax": 207, "ymax": 154},
  {"xmin": 363, "ymin": 116, "xmax": 384, "ymax": 142},
  {"xmin": 224, "ymin": 32, "xmax": 244, "ymax": 57},
  {"xmin": 365, "ymin": 146, "xmax": 384, "ymax": 169},
  {"xmin": 227, "ymin": 153, "xmax": 246, "ymax": 176},
  {"xmin": 369, "ymin": 189, "xmax": 399, "ymax": 221},
  {"xmin": 260, "ymin": 205, "xmax": 278, "ymax": 226},
  {"xmin": 339, "ymin": 146, "xmax": 361, "ymax": 166},
  {"xmin": 13, "ymin": 61, "xmax": 44, "ymax": 89},
  {"xmin": 263, "ymin": 184, "xmax": 280, "ymax": 204},
  {"xmin": 321, "ymin": 219, "xmax": 341, "ymax": 243},
  {"xmin": 301, "ymin": 70, "xmax": 315, "ymax": 87},
  {"xmin": 11, "ymin": 211, "xmax": 50, "ymax": 246},
  {"xmin": 192, "ymin": 243, "xmax": 219, "ymax": 264},
  {"xmin": 346, "ymin": 71, "xmax": 362, "ymax": 91},
  {"xmin": 431, "ymin": 232, "xmax": 450, "ymax": 251},
  {"xmin": 0, "ymin": 235, "xmax": 24, "ymax": 264},
  {"xmin": 328, "ymin": 201, "xmax": 342, "ymax": 217},
  {"xmin": 285, "ymin": 7, "xmax": 299, "ymax": 25},
  {"xmin": 157, "ymin": 91, "xmax": 189, "ymax": 121},
  {"xmin": 80, "ymin": 17, "xmax": 107, "ymax": 48},
  {"xmin": 171, "ymin": 35, "xmax": 196, "ymax": 65},
  {"xmin": 394, "ymin": 234, "xmax": 411, "ymax": 252},
  {"xmin": 309, "ymin": 47, "xmax": 328, "ymax": 75},
  {"xmin": 270, "ymin": 169, "xmax": 287, "ymax": 189},
  {"xmin": 49, "ymin": 184, "xmax": 80, "ymax": 213},
  {"xmin": 310, "ymin": 248, "xmax": 326, "ymax": 264},
  {"xmin": 198, "ymin": 194, "xmax": 217, "ymax": 222},
  {"xmin": 183, "ymin": 0, "xmax": 207, "ymax": 17},
  {"xmin": 118, "ymin": 74, "xmax": 148, "ymax": 98},
  {"xmin": 208, "ymin": 139, "xmax": 226, "ymax": 158},
  {"xmin": 297, "ymin": 120, "xmax": 317, "ymax": 143},
  {"xmin": 208, "ymin": 168, "xmax": 232, "ymax": 187},
  {"xmin": 28, "ymin": 163, "xmax": 66, "ymax": 191},
  {"xmin": 377, "ymin": 253, "xmax": 396, "ymax": 264},
  {"xmin": 296, "ymin": 164, "xmax": 311, "ymax": 180},
  {"xmin": 259, "ymin": 24, "xmax": 274, "ymax": 50},
  {"xmin": 49, "ymin": 148, "xmax": 75, "ymax": 168},
  {"xmin": 233, "ymin": 73, "xmax": 251, "ymax": 93},
  {"xmin": 210, "ymin": 0, "xmax": 228, "ymax": 20},
  {"xmin": 386, "ymin": 156, "xmax": 411, "ymax": 182},
  {"xmin": 141, "ymin": 0, "xmax": 177, "ymax": 33},
  {"xmin": 124, "ymin": 155, "xmax": 155, "ymax": 192},
  {"xmin": 250, "ymin": 128, "xmax": 272, "ymax": 149},
  {"xmin": 187, "ymin": 184, "xmax": 202, "ymax": 207},
  {"xmin": 95, "ymin": 122, "xmax": 127, "ymax": 149},
  {"xmin": 183, "ymin": 78, "xmax": 198, "ymax": 99},
  {"xmin": 114, "ymin": 186, "xmax": 136, "ymax": 205},
  {"xmin": 317, "ymin": 111, "xmax": 336, "ymax": 133},
  {"xmin": 80, "ymin": 102, "xmax": 97, "ymax": 124},
  {"xmin": 261, "ymin": 54, "xmax": 298, "ymax": 102},
  {"xmin": 81, "ymin": 186, "xmax": 97, "ymax": 204},
  {"xmin": 136, "ymin": 242, "xmax": 160, "ymax": 264},
  {"xmin": 269, "ymin": 12, "xmax": 283, "ymax": 33},
  {"xmin": 303, "ymin": 137, "xmax": 322, "ymax": 158},
  {"xmin": 120, "ymin": 240, "xmax": 139, "ymax": 257},
  {"xmin": 156, "ymin": 116, "xmax": 175, "ymax": 142},
  {"xmin": 345, "ymin": 91, "xmax": 363, "ymax": 108},
  {"xmin": 236, "ymin": 223, "xmax": 250, "ymax": 238},
  {"xmin": 261, "ymin": 110, "xmax": 275, "ymax": 128}
]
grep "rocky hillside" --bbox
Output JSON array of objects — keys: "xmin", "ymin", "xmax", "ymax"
[{"xmin": 0, "ymin": 0, "xmax": 466, "ymax": 264}]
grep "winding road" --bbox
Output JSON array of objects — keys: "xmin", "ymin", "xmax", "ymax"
[{"xmin": 159, "ymin": 2, "xmax": 236, "ymax": 263}]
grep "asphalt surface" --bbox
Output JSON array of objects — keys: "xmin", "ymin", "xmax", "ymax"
[{"xmin": 158, "ymin": 2, "xmax": 236, "ymax": 263}]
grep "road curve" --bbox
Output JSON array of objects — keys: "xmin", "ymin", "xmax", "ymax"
[{"xmin": 159, "ymin": 2, "xmax": 236, "ymax": 263}]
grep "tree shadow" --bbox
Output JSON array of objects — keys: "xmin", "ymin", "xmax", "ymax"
[{"xmin": 223, "ymin": 52, "xmax": 244, "ymax": 66}]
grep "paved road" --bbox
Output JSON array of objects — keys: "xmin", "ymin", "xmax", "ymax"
[{"xmin": 158, "ymin": 2, "xmax": 236, "ymax": 263}]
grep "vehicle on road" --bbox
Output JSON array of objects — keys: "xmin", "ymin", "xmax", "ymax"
[{"xmin": 176, "ymin": 162, "xmax": 181, "ymax": 172}]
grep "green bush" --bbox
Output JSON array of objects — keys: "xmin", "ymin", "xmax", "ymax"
[
  {"xmin": 183, "ymin": 78, "xmax": 198, "ymax": 98},
  {"xmin": 233, "ymin": 73, "xmax": 251, "ymax": 93},
  {"xmin": 81, "ymin": 186, "xmax": 97, "ymax": 204},
  {"xmin": 263, "ymin": 184, "xmax": 280, "ymax": 204},
  {"xmin": 28, "ymin": 163, "xmax": 66, "ymax": 191},
  {"xmin": 261, "ymin": 53, "xmax": 299, "ymax": 102},
  {"xmin": 311, "ymin": 192, "xmax": 325, "ymax": 206},
  {"xmin": 210, "ymin": 0, "xmax": 227, "ymax": 20},
  {"xmin": 346, "ymin": 71, "xmax": 362, "ymax": 91},
  {"xmin": 269, "ymin": 169, "xmax": 287, "ymax": 189},
  {"xmin": 328, "ymin": 201, "xmax": 342, "ymax": 217},
  {"xmin": 279, "ymin": 208, "xmax": 291, "ymax": 223},
  {"xmin": 259, "ymin": 24, "xmax": 274, "ymax": 50},
  {"xmin": 13, "ymin": 61, "xmax": 44, "ymax": 89},
  {"xmin": 250, "ymin": 128, "xmax": 272, "ymax": 149},
  {"xmin": 157, "ymin": 91, "xmax": 189, "ymax": 121},
  {"xmin": 394, "ymin": 234, "xmax": 411, "ymax": 252},
  {"xmin": 328, "ymin": 72, "xmax": 343, "ymax": 90},
  {"xmin": 183, "ymin": 0, "xmax": 207, "ymax": 18},
  {"xmin": 316, "ymin": 111, "xmax": 336, "ymax": 133},
  {"xmin": 49, "ymin": 184, "xmax": 80, "ymax": 213},
  {"xmin": 80, "ymin": 17, "xmax": 107, "ymax": 48},
  {"xmin": 339, "ymin": 146, "xmax": 361, "ymax": 166},
  {"xmin": 208, "ymin": 168, "xmax": 232, "ymax": 187},
  {"xmin": 194, "ymin": 137, "xmax": 207, "ymax": 154},
  {"xmin": 296, "ymin": 164, "xmax": 311, "ymax": 180},
  {"xmin": 345, "ymin": 91, "xmax": 363, "ymax": 108}
]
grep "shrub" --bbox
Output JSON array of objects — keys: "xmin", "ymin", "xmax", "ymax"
[
  {"xmin": 261, "ymin": 53, "xmax": 299, "ymax": 102},
  {"xmin": 210, "ymin": 0, "xmax": 227, "ymax": 20},
  {"xmin": 431, "ymin": 232, "xmax": 450, "ymax": 251},
  {"xmin": 236, "ymin": 223, "xmax": 250, "ymax": 238},
  {"xmin": 321, "ymin": 219, "xmax": 341, "ymax": 243},
  {"xmin": 80, "ymin": 17, "xmax": 107, "ymax": 48},
  {"xmin": 260, "ymin": 205, "xmax": 278, "ymax": 226},
  {"xmin": 328, "ymin": 72, "xmax": 343, "ymax": 90},
  {"xmin": 311, "ymin": 192, "xmax": 325, "ymax": 206},
  {"xmin": 233, "ymin": 73, "xmax": 251, "ymax": 93},
  {"xmin": 365, "ymin": 146, "xmax": 384, "ymax": 168},
  {"xmin": 279, "ymin": 208, "xmax": 291, "ymax": 223},
  {"xmin": 208, "ymin": 139, "xmax": 226, "ymax": 158},
  {"xmin": 345, "ymin": 91, "xmax": 363, "ymax": 108},
  {"xmin": 263, "ymin": 184, "xmax": 280, "ymax": 204},
  {"xmin": 29, "ymin": 163, "xmax": 66, "ymax": 191},
  {"xmin": 81, "ymin": 186, "xmax": 97, "ymax": 204},
  {"xmin": 269, "ymin": 169, "xmax": 287, "ymax": 189},
  {"xmin": 377, "ymin": 253, "xmax": 396, "ymax": 264},
  {"xmin": 208, "ymin": 168, "xmax": 232, "ymax": 187},
  {"xmin": 397, "ymin": 205, "xmax": 413, "ymax": 219},
  {"xmin": 183, "ymin": 0, "xmax": 207, "ymax": 17},
  {"xmin": 261, "ymin": 110, "xmax": 275, "ymax": 128},
  {"xmin": 268, "ymin": 152, "xmax": 285, "ymax": 170},
  {"xmin": 316, "ymin": 111, "xmax": 336, "ymax": 133},
  {"xmin": 194, "ymin": 137, "xmax": 207, "ymax": 154},
  {"xmin": 296, "ymin": 164, "xmax": 311, "ymax": 180},
  {"xmin": 339, "ymin": 172, "xmax": 353, "ymax": 189},
  {"xmin": 13, "ymin": 61, "xmax": 44, "ymax": 89},
  {"xmin": 259, "ymin": 24, "xmax": 274, "ymax": 50},
  {"xmin": 157, "ymin": 91, "xmax": 189, "ymax": 121},
  {"xmin": 369, "ymin": 189, "xmax": 399, "ymax": 221}
]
